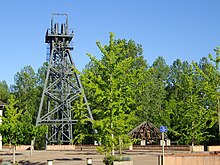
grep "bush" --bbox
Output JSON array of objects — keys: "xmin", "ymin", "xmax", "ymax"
[
  {"xmin": 103, "ymin": 155, "xmax": 131, "ymax": 165},
  {"xmin": 1, "ymin": 162, "xmax": 12, "ymax": 165},
  {"xmin": 103, "ymin": 155, "xmax": 115, "ymax": 165},
  {"xmin": 121, "ymin": 156, "xmax": 131, "ymax": 161}
]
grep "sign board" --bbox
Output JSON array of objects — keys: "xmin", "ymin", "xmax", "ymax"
[
  {"xmin": 141, "ymin": 140, "xmax": 146, "ymax": 146},
  {"xmin": 160, "ymin": 126, "xmax": 168, "ymax": 133},
  {"xmin": 160, "ymin": 140, "xmax": 165, "ymax": 146},
  {"xmin": 160, "ymin": 126, "xmax": 168, "ymax": 165},
  {"xmin": 166, "ymin": 139, "xmax": 171, "ymax": 146}
]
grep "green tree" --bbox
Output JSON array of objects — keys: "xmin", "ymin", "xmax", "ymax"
[
  {"xmin": 141, "ymin": 56, "xmax": 169, "ymax": 126},
  {"xmin": 10, "ymin": 65, "xmax": 47, "ymax": 148},
  {"xmin": 36, "ymin": 62, "xmax": 48, "ymax": 88},
  {"xmin": 0, "ymin": 80, "xmax": 10, "ymax": 103},
  {"xmin": 0, "ymin": 95, "xmax": 46, "ymax": 161},
  {"xmin": 72, "ymin": 92, "xmax": 91, "ymax": 150},
  {"xmin": 0, "ymin": 95, "xmax": 24, "ymax": 163},
  {"xmin": 208, "ymin": 47, "xmax": 220, "ymax": 143},
  {"xmin": 12, "ymin": 65, "xmax": 38, "ymax": 126},
  {"xmin": 166, "ymin": 60, "xmax": 216, "ymax": 144},
  {"xmin": 82, "ymin": 33, "xmax": 146, "ymax": 154}
]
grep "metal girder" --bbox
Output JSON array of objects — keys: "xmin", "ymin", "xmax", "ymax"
[{"xmin": 36, "ymin": 14, "xmax": 94, "ymax": 145}]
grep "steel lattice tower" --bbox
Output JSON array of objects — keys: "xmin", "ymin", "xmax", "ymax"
[{"xmin": 36, "ymin": 14, "xmax": 94, "ymax": 145}]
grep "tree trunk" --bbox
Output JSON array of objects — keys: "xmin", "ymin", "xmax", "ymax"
[
  {"xmin": 80, "ymin": 143, "xmax": 83, "ymax": 151},
  {"xmin": 218, "ymin": 98, "xmax": 220, "ymax": 143},
  {"xmin": 30, "ymin": 140, "xmax": 34, "ymax": 157},
  {"xmin": 9, "ymin": 142, "xmax": 12, "ymax": 153},
  {"xmin": 13, "ymin": 145, "xmax": 15, "ymax": 164},
  {"xmin": 119, "ymin": 136, "xmax": 122, "ymax": 155}
]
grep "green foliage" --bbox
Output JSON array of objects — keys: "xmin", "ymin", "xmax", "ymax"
[
  {"xmin": 1, "ymin": 162, "xmax": 12, "ymax": 165},
  {"xmin": 72, "ymin": 92, "xmax": 91, "ymax": 145},
  {"xmin": 103, "ymin": 155, "xmax": 131, "ymax": 165},
  {"xmin": 2, "ymin": 32, "xmax": 220, "ymax": 147},
  {"xmin": 137, "ymin": 56, "xmax": 170, "ymax": 126},
  {"xmin": 166, "ymin": 60, "xmax": 216, "ymax": 144},
  {"xmin": 34, "ymin": 125, "xmax": 47, "ymax": 149},
  {"xmin": 83, "ymin": 32, "xmax": 146, "ymax": 153},
  {"xmin": 103, "ymin": 155, "xmax": 117, "ymax": 165},
  {"xmin": 9, "ymin": 64, "xmax": 47, "ymax": 147},
  {"xmin": 12, "ymin": 65, "xmax": 39, "ymax": 125},
  {"xmin": 0, "ymin": 95, "xmax": 46, "ymax": 148},
  {"xmin": 0, "ymin": 95, "xmax": 24, "ymax": 146},
  {"xmin": 0, "ymin": 80, "xmax": 10, "ymax": 103}
]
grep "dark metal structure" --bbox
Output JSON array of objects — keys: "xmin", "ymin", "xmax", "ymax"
[
  {"xmin": 128, "ymin": 121, "xmax": 168, "ymax": 144},
  {"xmin": 36, "ymin": 14, "xmax": 94, "ymax": 145},
  {"xmin": 0, "ymin": 100, "xmax": 5, "ymax": 110}
]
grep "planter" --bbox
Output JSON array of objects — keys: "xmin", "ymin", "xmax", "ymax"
[
  {"xmin": 189, "ymin": 145, "xmax": 204, "ymax": 152},
  {"xmin": 46, "ymin": 145, "xmax": 75, "ymax": 150},
  {"xmin": 207, "ymin": 145, "xmax": 220, "ymax": 151},
  {"xmin": 103, "ymin": 155, "xmax": 132, "ymax": 165},
  {"xmin": 113, "ymin": 161, "xmax": 133, "ymax": 165},
  {"xmin": 128, "ymin": 145, "xmax": 133, "ymax": 150}
]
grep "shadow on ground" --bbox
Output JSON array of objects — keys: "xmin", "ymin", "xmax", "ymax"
[
  {"xmin": 18, "ymin": 160, "xmax": 45, "ymax": 165},
  {"xmin": 0, "ymin": 153, "xmax": 23, "ymax": 156},
  {"xmin": 55, "ymin": 157, "xmax": 83, "ymax": 161},
  {"xmin": 65, "ymin": 152, "xmax": 97, "ymax": 155}
]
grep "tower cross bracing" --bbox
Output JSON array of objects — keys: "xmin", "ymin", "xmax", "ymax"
[{"xmin": 36, "ymin": 14, "xmax": 94, "ymax": 144}]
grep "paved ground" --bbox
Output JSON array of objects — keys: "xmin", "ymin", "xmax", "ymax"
[{"xmin": 0, "ymin": 149, "xmax": 163, "ymax": 165}]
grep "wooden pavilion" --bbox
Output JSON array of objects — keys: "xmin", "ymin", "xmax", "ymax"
[
  {"xmin": 128, "ymin": 121, "xmax": 168, "ymax": 144},
  {"xmin": 0, "ymin": 100, "xmax": 5, "ymax": 110}
]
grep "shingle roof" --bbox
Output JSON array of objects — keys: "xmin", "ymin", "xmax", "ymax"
[
  {"xmin": 128, "ymin": 121, "xmax": 167, "ymax": 141},
  {"xmin": 0, "ymin": 100, "xmax": 6, "ymax": 106}
]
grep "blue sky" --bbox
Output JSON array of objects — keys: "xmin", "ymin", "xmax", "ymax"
[{"xmin": 1, "ymin": 0, "xmax": 220, "ymax": 85}]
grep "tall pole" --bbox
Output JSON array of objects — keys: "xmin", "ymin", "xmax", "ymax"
[{"xmin": 162, "ymin": 132, "xmax": 164, "ymax": 165}]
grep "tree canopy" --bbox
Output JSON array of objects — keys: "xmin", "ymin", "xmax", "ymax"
[{"xmin": 0, "ymin": 33, "xmax": 220, "ymax": 147}]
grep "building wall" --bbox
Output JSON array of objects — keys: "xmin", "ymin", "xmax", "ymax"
[{"xmin": 159, "ymin": 154, "xmax": 220, "ymax": 165}]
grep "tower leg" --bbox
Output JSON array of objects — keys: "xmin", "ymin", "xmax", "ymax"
[{"xmin": 36, "ymin": 14, "xmax": 94, "ymax": 145}]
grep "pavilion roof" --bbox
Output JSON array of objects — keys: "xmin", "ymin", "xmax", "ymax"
[
  {"xmin": 128, "ymin": 121, "xmax": 167, "ymax": 141},
  {"xmin": 0, "ymin": 100, "xmax": 6, "ymax": 108}
]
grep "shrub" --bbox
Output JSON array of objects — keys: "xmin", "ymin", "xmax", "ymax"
[
  {"xmin": 1, "ymin": 162, "xmax": 12, "ymax": 165},
  {"xmin": 103, "ymin": 155, "xmax": 131, "ymax": 165},
  {"xmin": 121, "ymin": 156, "xmax": 131, "ymax": 161}
]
